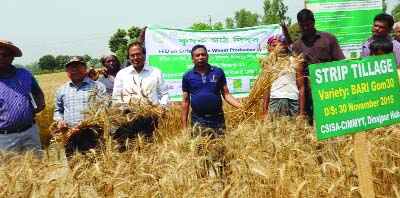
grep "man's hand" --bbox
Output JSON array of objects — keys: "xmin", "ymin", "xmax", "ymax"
[{"xmin": 57, "ymin": 120, "xmax": 68, "ymax": 131}]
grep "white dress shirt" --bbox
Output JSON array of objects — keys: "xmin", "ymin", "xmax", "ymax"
[{"xmin": 112, "ymin": 64, "xmax": 170, "ymax": 107}]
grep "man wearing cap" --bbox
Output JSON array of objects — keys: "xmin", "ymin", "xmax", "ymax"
[
  {"xmin": 0, "ymin": 40, "xmax": 45, "ymax": 157},
  {"xmin": 97, "ymin": 52, "xmax": 122, "ymax": 95},
  {"xmin": 53, "ymin": 56, "xmax": 107, "ymax": 155},
  {"xmin": 263, "ymin": 34, "xmax": 305, "ymax": 118}
]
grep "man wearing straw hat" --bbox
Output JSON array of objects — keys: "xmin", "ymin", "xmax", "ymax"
[{"xmin": 0, "ymin": 40, "xmax": 45, "ymax": 158}]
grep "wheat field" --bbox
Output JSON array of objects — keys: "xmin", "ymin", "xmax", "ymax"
[{"xmin": 0, "ymin": 72, "xmax": 399, "ymax": 197}]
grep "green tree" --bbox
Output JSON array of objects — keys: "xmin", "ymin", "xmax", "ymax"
[
  {"xmin": 391, "ymin": 2, "xmax": 400, "ymax": 22},
  {"xmin": 89, "ymin": 58, "xmax": 102, "ymax": 67},
  {"xmin": 213, "ymin": 22, "xmax": 224, "ymax": 30},
  {"xmin": 82, "ymin": 54, "xmax": 91, "ymax": 63},
  {"xmin": 109, "ymin": 26, "xmax": 142, "ymax": 64},
  {"xmin": 109, "ymin": 29, "xmax": 128, "ymax": 53},
  {"xmin": 38, "ymin": 55, "xmax": 57, "ymax": 71},
  {"xmin": 189, "ymin": 22, "xmax": 212, "ymax": 30},
  {"xmin": 127, "ymin": 26, "xmax": 141, "ymax": 42},
  {"xmin": 55, "ymin": 55, "xmax": 68, "ymax": 70},
  {"xmin": 288, "ymin": 22, "xmax": 302, "ymax": 43},
  {"xmin": 262, "ymin": 0, "xmax": 291, "ymax": 25},
  {"xmin": 234, "ymin": 9, "xmax": 260, "ymax": 28},
  {"xmin": 225, "ymin": 17, "xmax": 235, "ymax": 29},
  {"xmin": 383, "ymin": 0, "xmax": 387, "ymax": 13}
]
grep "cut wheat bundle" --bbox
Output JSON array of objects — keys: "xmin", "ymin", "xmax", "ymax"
[
  {"xmin": 51, "ymin": 87, "xmax": 165, "ymax": 148},
  {"xmin": 231, "ymin": 46, "xmax": 303, "ymax": 125}
]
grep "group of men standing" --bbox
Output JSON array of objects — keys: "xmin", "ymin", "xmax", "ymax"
[{"xmin": 1, "ymin": 8, "xmax": 399, "ymax": 157}]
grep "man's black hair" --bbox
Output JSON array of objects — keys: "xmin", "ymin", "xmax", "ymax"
[
  {"xmin": 127, "ymin": 41, "xmax": 146, "ymax": 55},
  {"xmin": 374, "ymin": 13, "xmax": 395, "ymax": 31},
  {"xmin": 297, "ymin": 9, "xmax": 315, "ymax": 23},
  {"xmin": 370, "ymin": 38, "xmax": 393, "ymax": 54},
  {"xmin": 191, "ymin": 44, "xmax": 207, "ymax": 57}
]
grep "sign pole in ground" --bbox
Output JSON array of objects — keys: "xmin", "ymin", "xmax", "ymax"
[
  {"xmin": 309, "ymin": 54, "xmax": 400, "ymax": 197},
  {"xmin": 353, "ymin": 132, "xmax": 375, "ymax": 198}
]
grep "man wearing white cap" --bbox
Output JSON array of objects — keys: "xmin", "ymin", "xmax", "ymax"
[{"xmin": 0, "ymin": 40, "xmax": 45, "ymax": 157}]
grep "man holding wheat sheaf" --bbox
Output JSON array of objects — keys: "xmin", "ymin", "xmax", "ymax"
[
  {"xmin": 112, "ymin": 42, "xmax": 169, "ymax": 140},
  {"xmin": 53, "ymin": 55, "xmax": 107, "ymax": 156}
]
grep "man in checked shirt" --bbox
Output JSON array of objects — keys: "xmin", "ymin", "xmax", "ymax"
[{"xmin": 53, "ymin": 55, "xmax": 107, "ymax": 156}]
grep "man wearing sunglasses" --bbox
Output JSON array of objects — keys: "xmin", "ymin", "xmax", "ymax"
[{"xmin": 0, "ymin": 40, "xmax": 45, "ymax": 158}]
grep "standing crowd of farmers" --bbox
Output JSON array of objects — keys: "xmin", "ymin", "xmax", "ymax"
[{"xmin": 1, "ymin": 9, "xmax": 399, "ymax": 159}]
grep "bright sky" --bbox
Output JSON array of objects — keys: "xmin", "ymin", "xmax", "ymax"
[{"xmin": 1, "ymin": 0, "xmax": 396, "ymax": 65}]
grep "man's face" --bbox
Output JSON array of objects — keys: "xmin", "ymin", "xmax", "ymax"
[
  {"xmin": 128, "ymin": 45, "xmax": 145, "ymax": 70},
  {"xmin": 66, "ymin": 62, "xmax": 87, "ymax": 82},
  {"xmin": 394, "ymin": 26, "xmax": 400, "ymax": 41},
  {"xmin": 104, "ymin": 56, "xmax": 120, "ymax": 72},
  {"xmin": 269, "ymin": 40, "xmax": 287, "ymax": 53},
  {"xmin": 372, "ymin": 20, "xmax": 390, "ymax": 37},
  {"xmin": 191, "ymin": 47, "xmax": 208, "ymax": 66},
  {"xmin": 0, "ymin": 47, "xmax": 14, "ymax": 68},
  {"xmin": 299, "ymin": 20, "xmax": 315, "ymax": 36}
]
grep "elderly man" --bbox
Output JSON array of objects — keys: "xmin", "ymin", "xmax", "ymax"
[
  {"xmin": 181, "ymin": 44, "xmax": 242, "ymax": 136},
  {"xmin": 0, "ymin": 40, "xmax": 45, "ymax": 157},
  {"xmin": 393, "ymin": 22, "xmax": 400, "ymax": 42},
  {"xmin": 54, "ymin": 55, "xmax": 107, "ymax": 156},
  {"xmin": 97, "ymin": 52, "xmax": 122, "ymax": 95},
  {"xmin": 361, "ymin": 13, "xmax": 400, "ymax": 68}
]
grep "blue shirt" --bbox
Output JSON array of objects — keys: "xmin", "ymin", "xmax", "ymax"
[
  {"xmin": 53, "ymin": 77, "xmax": 107, "ymax": 127},
  {"xmin": 0, "ymin": 66, "xmax": 42, "ymax": 129},
  {"xmin": 97, "ymin": 75, "xmax": 114, "ymax": 95},
  {"xmin": 182, "ymin": 65, "xmax": 226, "ymax": 115}
]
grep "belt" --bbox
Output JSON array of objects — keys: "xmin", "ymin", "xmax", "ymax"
[
  {"xmin": 0, "ymin": 121, "xmax": 36, "ymax": 134},
  {"xmin": 193, "ymin": 111, "xmax": 223, "ymax": 118}
]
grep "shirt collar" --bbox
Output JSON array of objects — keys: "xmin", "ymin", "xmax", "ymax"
[
  {"xmin": 128, "ymin": 63, "xmax": 151, "ymax": 73},
  {"xmin": 301, "ymin": 30, "xmax": 321, "ymax": 41},
  {"xmin": 192, "ymin": 64, "xmax": 213, "ymax": 74},
  {"xmin": 69, "ymin": 77, "xmax": 90, "ymax": 87}
]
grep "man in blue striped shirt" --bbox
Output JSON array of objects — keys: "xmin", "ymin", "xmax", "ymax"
[
  {"xmin": 0, "ymin": 40, "xmax": 45, "ymax": 158},
  {"xmin": 53, "ymin": 56, "xmax": 106, "ymax": 155}
]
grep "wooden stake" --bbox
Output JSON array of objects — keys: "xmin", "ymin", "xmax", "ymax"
[{"xmin": 353, "ymin": 132, "xmax": 375, "ymax": 198}]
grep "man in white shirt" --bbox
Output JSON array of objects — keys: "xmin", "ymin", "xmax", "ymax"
[
  {"xmin": 112, "ymin": 42, "xmax": 169, "ymax": 140},
  {"xmin": 112, "ymin": 42, "xmax": 169, "ymax": 106}
]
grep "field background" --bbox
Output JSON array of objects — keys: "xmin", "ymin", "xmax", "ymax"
[{"xmin": 0, "ymin": 72, "xmax": 399, "ymax": 197}]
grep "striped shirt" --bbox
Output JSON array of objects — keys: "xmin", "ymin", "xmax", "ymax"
[
  {"xmin": 53, "ymin": 77, "xmax": 107, "ymax": 127},
  {"xmin": 361, "ymin": 36, "xmax": 400, "ymax": 68},
  {"xmin": 0, "ymin": 66, "xmax": 42, "ymax": 129}
]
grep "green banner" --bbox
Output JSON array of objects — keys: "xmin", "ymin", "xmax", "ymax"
[
  {"xmin": 307, "ymin": 0, "xmax": 382, "ymax": 58},
  {"xmin": 145, "ymin": 25, "xmax": 281, "ymax": 100},
  {"xmin": 310, "ymin": 54, "xmax": 400, "ymax": 140}
]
